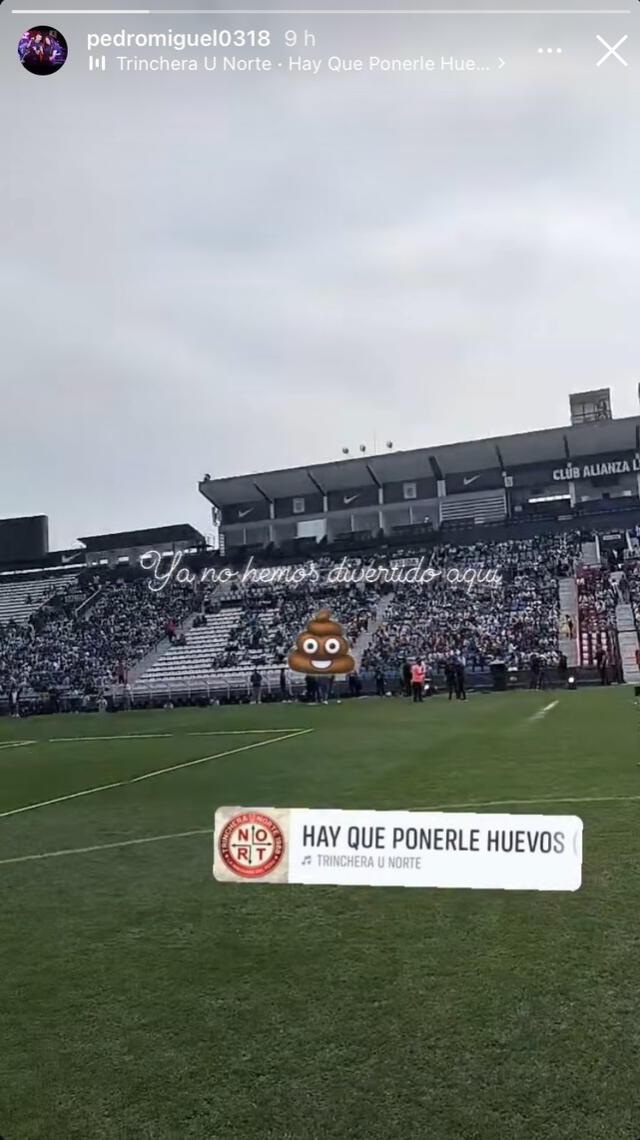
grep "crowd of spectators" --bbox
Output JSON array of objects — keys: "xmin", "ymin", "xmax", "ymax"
[
  {"xmin": 4, "ymin": 528, "xmax": 636, "ymax": 701},
  {"xmin": 575, "ymin": 566, "xmax": 619, "ymax": 667},
  {"xmin": 210, "ymin": 575, "xmax": 380, "ymax": 669},
  {"xmin": 0, "ymin": 575, "xmax": 195, "ymax": 699},
  {"xmin": 362, "ymin": 532, "xmax": 581, "ymax": 674}
]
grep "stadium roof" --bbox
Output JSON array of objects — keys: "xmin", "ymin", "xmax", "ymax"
[
  {"xmin": 78, "ymin": 524, "xmax": 204, "ymax": 552},
  {"xmin": 200, "ymin": 415, "xmax": 640, "ymax": 506}
]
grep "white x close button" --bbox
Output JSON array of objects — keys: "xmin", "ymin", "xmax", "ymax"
[{"xmin": 595, "ymin": 34, "xmax": 629, "ymax": 67}]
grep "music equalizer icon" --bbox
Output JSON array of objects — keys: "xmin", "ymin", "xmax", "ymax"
[{"xmin": 89, "ymin": 55, "xmax": 106, "ymax": 71}]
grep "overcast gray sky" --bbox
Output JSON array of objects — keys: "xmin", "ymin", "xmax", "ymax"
[{"xmin": 1, "ymin": 1, "xmax": 638, "ymax": 549}]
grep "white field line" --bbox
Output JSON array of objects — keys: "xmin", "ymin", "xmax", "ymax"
[
  {"xmin": 49, "ymin": 733, "xmax": 174, "ymax": 742},
  {"xmin": 0, "ymin": 729, "xmax": 312, "ymax": 821},
  {"xmin": 527, "ymin": 700, "xmax": 559, "ymax": 723},
  {"xmin": 47, "ymin": 729, "xmax": 312, "ymax": 743},
  {"xmin": 0, "ymin": 741, "xmax": 36, "ymax": 751},
  {"xmin": 418, "ymin": 792, "xmax": 640, "ymax": 811},
  {"xmin": 3, "ymin": 790, "xmax": 640, "ymax": 868},
  {"xmin": 186, "ymin": 730, "xmax": 312, "ymax": 736},
  {"xmin": 0, "ymin": 828, "xmax": 212, "ymax": 866}
]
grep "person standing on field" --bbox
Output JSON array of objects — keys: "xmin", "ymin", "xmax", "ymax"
[
  {"xmin": 444, "ymin": 658, "xmax": 456, "ymax": 701},
  {"xmin": 411, "ymin": 660, "xmax": 425, "ymax": 702},
  {"xmin": 250, "ymin": 668, "xmax": 262, "ymax": 704},
  {"xmin": 454, "ymin": 654, "xmax": 466, "ymax": 701}
]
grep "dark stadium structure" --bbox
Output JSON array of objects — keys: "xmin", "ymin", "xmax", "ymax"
[
  {"xmin": 199, "ymin": 408, "xmax": 640, "ymax": 554},
  {"xmin": 0, "ymin": 515, "xmax": 49, "ymax": 565},
  {"xmin": 77, "ymin": 523, "xmax": 207, "ymax": 568},
  {"xmin": 1, "ymin": 399, "xmax": 640, "ymax": 714}
]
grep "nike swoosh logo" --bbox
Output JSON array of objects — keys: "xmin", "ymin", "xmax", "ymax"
[
  {"xmin": 238, "ymin": 508, "xmax": 254, "ymax": 519},
  {"xmin": 343, "ymin": 494, "xmax": 359, "ymax": 505},
  {"xmin": 61, "ymin": 551, "xmax": 82, "ymax": 564},
  {"xmin": 463, "ymin": 475, "xmax": 480, "ymax": 486}
]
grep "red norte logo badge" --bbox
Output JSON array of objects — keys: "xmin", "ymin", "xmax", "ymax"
[{"xmin": 218, "ymin": 811, "xmax": 285, "ymax": 878}]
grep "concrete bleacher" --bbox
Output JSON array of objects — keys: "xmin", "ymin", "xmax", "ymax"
[
  {"xmin": 134, "ymin": 604, "xmax": 290, "ymax": 693},
  {"xmin": 617, "ymin": 562, "xmax": 640, "ymax": 682},
  {"xmin": 0, "ymin": 573, "xmax": 78, "ymax": 626},
  {"xmin": 615, "ymin": 603, "xmax": 640, "ymax": 683},
  {"xmin": 558, "ymin": 576, "xmax": 579, "ymax": 667},
  {"xmin": 133, "ymin": 574, "xmax": 383, "ymax": 696}
]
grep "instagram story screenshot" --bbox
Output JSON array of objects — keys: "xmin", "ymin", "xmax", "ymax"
[{"xmin": 0, "ymin": 0, "xmax": 639, "ymax": 1138}]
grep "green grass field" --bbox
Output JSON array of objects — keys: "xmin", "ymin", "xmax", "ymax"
[{"xmin": 0, "ymin": 688, "xmax": 639, "ymax": 1140}]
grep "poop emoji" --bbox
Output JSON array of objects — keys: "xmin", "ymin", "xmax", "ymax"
[{"xmin": 288, "ymin": 610, "xmax": 356, "ymax": 675}]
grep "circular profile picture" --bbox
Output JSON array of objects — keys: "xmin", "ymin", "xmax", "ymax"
[
  {"xmin": 218, "ymin": 811, "xmax": 285, "ymax": 879},
  {"xmin": 18, "ymin": 26, "xmax": 68, "ymax": 75}
]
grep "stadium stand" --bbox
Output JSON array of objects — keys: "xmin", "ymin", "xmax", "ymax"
[
  {"xmin": 140, "ymin": 604, "xmax": 245, "ymax": 688},
  {"xmin": 110, "ymin": 534, "xmax": 581, "ymax": 699},
  {"xmin": 6, "ymin": 524, "xmax": 640, "ymax": 711},
  {"xmin": 138, "ymin": 574, "xmax": 381, "ymax": 693},
  {"xmin": 575, "ymin": 567, "xmax": 620, "ymax": 670},
  {"xmin": 361, "ymin": 533, "xmax": 580, "ymax": 674},
  {"xmin": 620, "ymin": 560, "xmax": 640, "ymax": 681},
  {"xmin": 3, "ymin": 399, "xmax": 640, "ymax": 712},
  {"xmin": 0, "ymin": 575, "xmax": 195, "ymax": 701},
  {"xmin": 4, "ymin": 526, "xmax": 638, "ymax": 710},
  {"xmin": 0, "ymin": 572, "xmax": 78, "ymax": 625},
  {"xmin": 201, "ymin": 408, "xmax": 640, "ymax": 555}
]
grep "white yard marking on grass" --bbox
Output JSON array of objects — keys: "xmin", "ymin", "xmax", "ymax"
[
  {"xmin": 0, "ymin": 740, "xmax": 35, "ymax": 751},
  {"xmin": 0, "ymin": 828, "xmax": 212, "ymax": 866},
  {"xmin": 527, "ymin": 700, "xmax": 559, "ymax": 723},
  {"xmin": 418, "ymin": 792, "xmax": 640, "ymax": 811},
  {"xmin": 5, "ymin": 790, "xmax": 640, "ymax": 869},
  {"xmin": 0, "ymin": 728, "xmax": 312, "ymax": 821},
  {"xmin": 47, "ymin": 729, "xmax": 312, "ymax": 743},
  {"xmin": 186, "ymin": 729, "xmax": 312, "ymax": 736},
  {"xmin": 49, "ymin": 732, "xmax": 175, "ymax": 742}
]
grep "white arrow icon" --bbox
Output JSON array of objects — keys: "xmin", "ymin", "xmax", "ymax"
[{"xmin": 498, "ymin": 57, "xmax": 506, "ymax": 69}]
